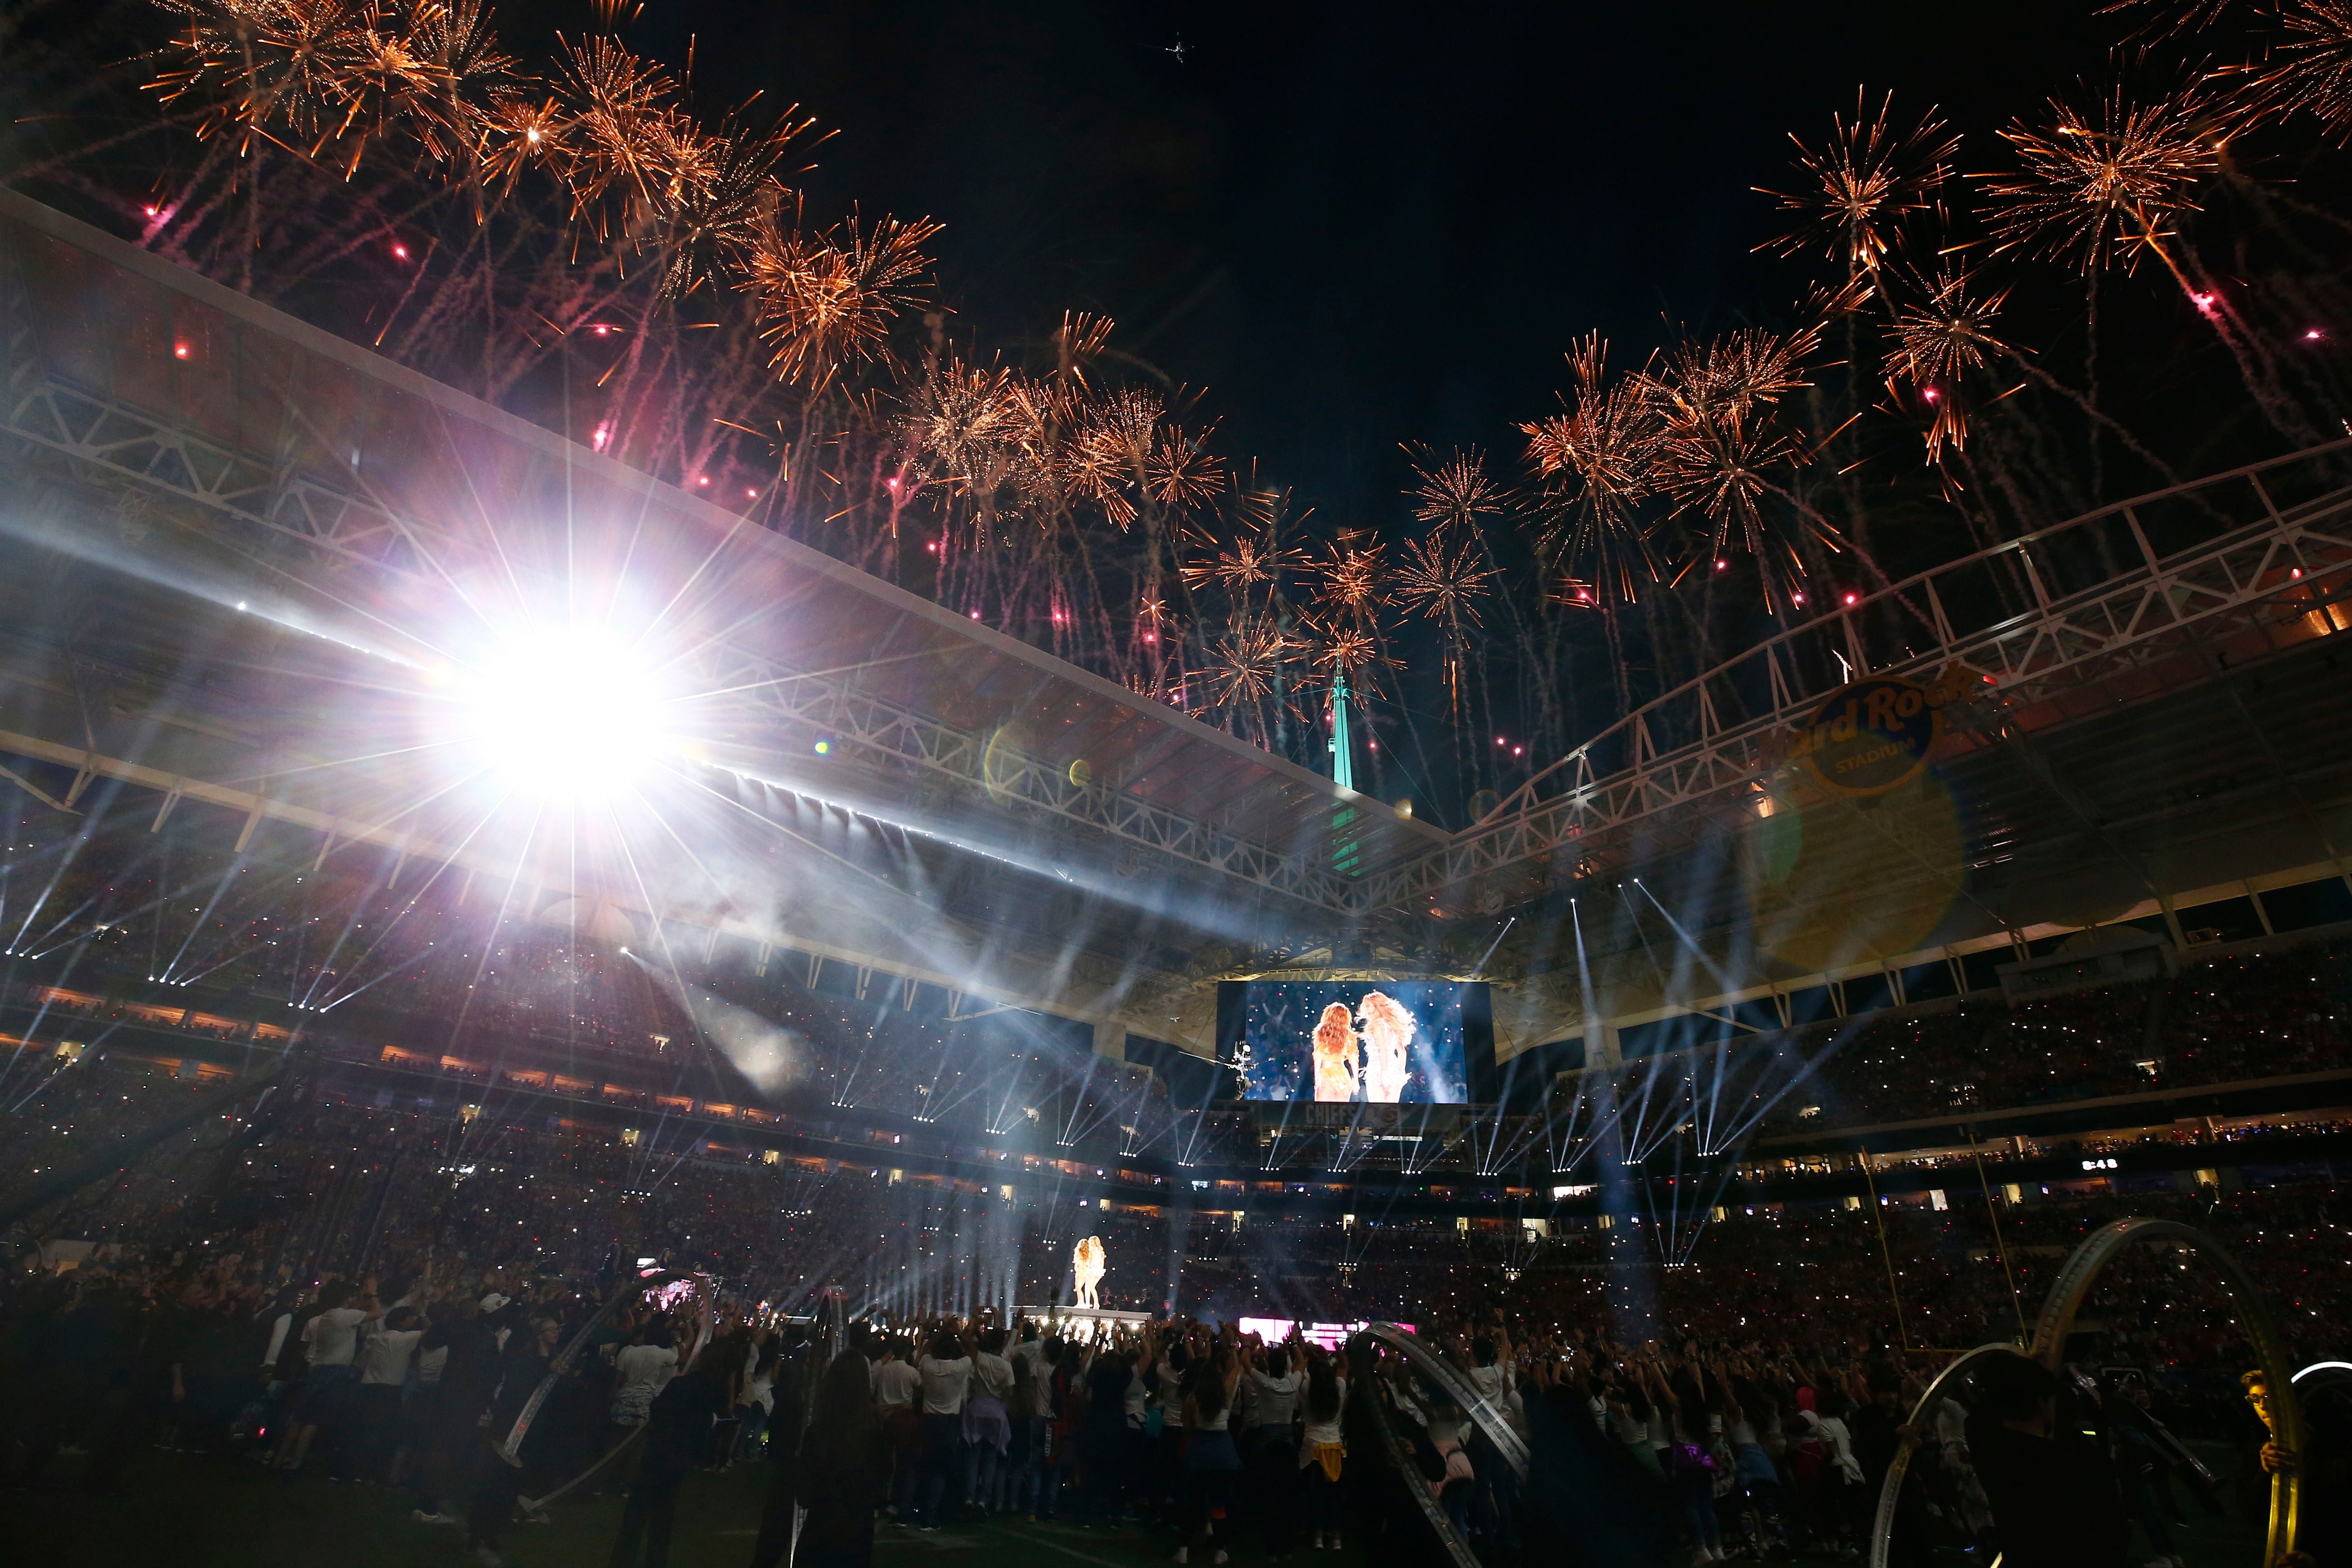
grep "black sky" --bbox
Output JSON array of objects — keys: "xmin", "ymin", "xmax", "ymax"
[{"xmin": 637, "ymin": 1, "xmax": 2118, "ymax": 529}]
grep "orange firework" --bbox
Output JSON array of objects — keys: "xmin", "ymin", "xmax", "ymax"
[
  {"xmin": 1052, "ymin": 310, "xmax": 1116, "ymax": 384},
  {"xmin": 1652, "ymin": 403, "xmax": 1801, "ymax": 557},
  {"xmin": 1981, "ymin": 81, "xmax": 2225, "ymax": 273},
  {"xmin": 1639, "ymin": 323, "xmax": 1820, "ymax": 425},
  {"xmin": 1181, "ymin": 528, "xmax": 1302, "ymax": 597},
  {"xmin": 902, "ymin": 357, "xmax": 1022, "ymax": 494},
  {"xmin": 311, "ymin": 1, "xmax": 495, "ymax": 176},
  {"xmin": 474, "ymin": 89, "xmax": 573, "ymax": 198},
  {"xmin": 1303, "ymin": 617, "xmax": 1398, "ymax": 700},
  {"xmin": 1001, "ymin": 376, "xmax": 1106, "ymax": 519},
  {"xmin": 1883, "ymin": 266, "xmax": 2016, "ymax": 463},
  {"xmin": 1884, "ymin": 265, "xmax": 2013, "ymax": 385},
  {"xmin": 1393, "ymin": 528, "xmax": 1500, "ymax": 631},
  {"xmin": 656, "ymin": 113, "xmax": 813, "ymax": 298},
  {"xmin": 1144, "ymin": 423, "xmax": 1225, "ymax": 511},
  {"xmin": 1759, "ymin": 89, "xmax": 1960, "ymax": 273},
  {"xmin": 2255, "ymin": 1, "xmax": 2352, "ymax": 140},
  {"xmin": 1306, "ymin": 529, "xmax": 1387, "ymax": 620},
  {"xmin": 1633, "ymin": 325, "xmax": 1819, "ymax": 564},
  {"xmin": 552, "ymin": 34, "xmax": 689, "ymax": 240},
  {"xmin": 152, "ymin": 0, "xmax": 374, "ymax": 155},
  {"xmin": 750, "ymin": 211, "xmax": 942, "ymax": 387},
  {"xmin": 1407, "ymin": 446, "xmax": 1506, "ymax": 531},
  {"xmin": 1071, "ymin": 387, "xmax": 1168, "ymax": 526},
  {"xmin": 1520, "ymin": 335, "xmax": 1668, "ymax": 604},
  {"xmin": 1200, "ymin": 618, "xmax": 1297, "ymax": 711}
]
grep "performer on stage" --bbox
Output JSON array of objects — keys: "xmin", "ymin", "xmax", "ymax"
[{"xmin": 1072, "ymin": 1236, "xmax": 1106, "ymax": 1310}]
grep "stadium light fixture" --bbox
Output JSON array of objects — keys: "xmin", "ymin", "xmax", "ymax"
[{"xmin": 459, "ymin": 624, "xmax": 670, "ymax": 800}]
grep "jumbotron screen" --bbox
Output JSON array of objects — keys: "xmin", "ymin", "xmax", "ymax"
[{"xmin": 1224, "ymin": 980, "xmax": 1485, "ymax": 1104}]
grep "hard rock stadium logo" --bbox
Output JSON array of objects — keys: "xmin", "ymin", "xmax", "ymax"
[{"xmin": 1773, "ymin": 665, "xmax": 1980, "ymax": 797}]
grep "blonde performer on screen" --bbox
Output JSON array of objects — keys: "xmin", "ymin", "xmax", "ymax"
[
  {"xmin": 1073, "ymin": 1235, "xmax": 1106, "ymax": 1310},
  {"xmin": 1357, "ymin": 990, "xmax": 1416, "ymax": 1102},
  {"xmin": 1311, "ymin": 1002, "xmax": 1360, "ymax": 1102}
]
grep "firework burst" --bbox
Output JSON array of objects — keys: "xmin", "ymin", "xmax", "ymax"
[
  {"xmin": 1303, "ymin": 617, "xmax": 1399, "ymax": 700},
  {"xmin": 1885, "ymin": 264, "xmax": 2014, "ymax": 385},
  {"xmin": 1883, "ymin": 265, "xmax": 2016, "ymax": 461},
  {"xmin": 1519, "ymin": 334, "xmax": 1666, "ymax": 603},
  {"xmin": 1305, "ymin": 529, "xmax": 1388, "ymax": 621},
  {"xmin": 1981, "ymin": 81, "xmax": 2225, "ymax": 273},
  {"xmin": 474, "ymin": 89, "xmax": 572, "ymax": 198},
  {"xmin": 152, "ymin": 0, "xmax": 376, "ymax": 155},
  {"xmin": 1181, "ymin": 527, "xmax": 1303, "ymax": 598},
  {"xmin": 1632, "ymin": 325, "xmax": 1819, "ymax": 565},
  {"xmin": 549, "ymin": 34, "xmax": 679, "ymax": 239},
  {"xmin": 1143, "ymin": 421, "xmax": 1225, "ymax": 511},
  {"xmin": 1651, "ymin": 406, "xmax": 1801, "ymax": 558},
  {"xmin": 1070, "ymin": 387, "xmax": 1167, "ymax": 527},
  {"xmin": 1200, "ymin": 618, "xmax": 1297, "ymax": 713},
  {"xmin": 2256, "ymin": 0, "xmax": 2352, "ymax": 140},
  {"xmin": 1760, "ymin": 89, "xmax": 1960, "ymax": 272},
  {"xmin": 1407, "ymin": 446, "xmax": 1507, "ymax": 531},
  {"xmin": 902, "ymin": 357, "xmax": 1022, "ymax": 495},
  {"xmin": 1393, "ymin": 528, "xmax": 1500, "ymax": 631},
  {"xmin": 750, "ymin": 211, "xmax": 941, "ymax": 387}
]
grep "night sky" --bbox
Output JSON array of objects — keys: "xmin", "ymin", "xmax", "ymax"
[{"xmin": 642, "ymin": 0, "xmax": 2116, "ymax": 528}]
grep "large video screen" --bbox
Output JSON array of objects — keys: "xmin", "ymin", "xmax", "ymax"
[{"xmin": 1225, "ymin": 980, "xmax": 1484, "ymax": 1104}]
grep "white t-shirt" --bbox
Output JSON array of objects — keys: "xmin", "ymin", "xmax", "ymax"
[
  {"xmin": 359, "ymin": 1327, "xmax": 424, "ymax": 1386},
  {"xmin": 1301, "ymin": 1376, "xmax": 1348, "ymax": 1450},
  {"xmin": 1007, "ymin": 1338, "xmax": 1044, "ymax": 1380},
  {"xmin": 1192, "ymin": 1378, "xmax": 1236, "ymax": 1431},
  {"xmin": 612, "ymin": 1343, "xmax": 678, "ymax": 1424},
  {"xmin": 1124, "ymin": 1367, "xmax": 1149, "ymax": 1428},
  {"xmin": 971, "ymin": 1351, "xmax": 1014, "ymax": 1402},
  {"xmin": 1244, "ymin": 1368, "xmax": 1301, "ymax": 1427},
  {"xmin": 262, "ymin": 1312, "xmax": 294, "ymax": 1370},
  {"xmin": 304, "ymin": 1307, "xmax": 369, "ymax": 1368},
  {"xmin": 1467, "ymin": 1362, "xmax": 1510, "ymax": 1411},
  {"xmin": 872, "ymin": 1358, "xmax": 921, "ymax": 1409},
  {"xmin": 415, "ymin": 1344, "xmax": 450, "ymax": 1385},
  {"xmin": 919, "ymin": 1355, "xmax": 973, "ymax": 1416}
]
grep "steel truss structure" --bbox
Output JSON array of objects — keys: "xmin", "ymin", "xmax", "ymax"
[
  {"xmin": 692, "ymin": 643, "xmax": 1357, "ymax": 909},
  {"xmin": 3, "ymin": 191, "xmax": 2349, "ymax": 929},
  {"xmin": 0, "ymin": 264, "xmax": 1355, "ymax": 914},
  {"xmin": 1357, "ymin": 444, "xmax": 2352, "ymax": 914}
]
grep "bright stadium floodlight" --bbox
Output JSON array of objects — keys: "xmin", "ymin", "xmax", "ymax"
[{"xmin": 458, "ymin": 625, "xmax": 668, "ymax": 800}]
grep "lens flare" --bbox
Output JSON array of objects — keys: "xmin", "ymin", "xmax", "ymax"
[{"xmin": 457, "ymin": 626, "xmax": 668, "ymax": 799}]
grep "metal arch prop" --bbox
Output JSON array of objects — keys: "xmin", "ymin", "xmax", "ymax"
[
  {"xmin": 1364, "ymin": 1322, "xmax": 1529, "ymax": 1481},
  {"xmin": 1867, "ymin": 1218, "xmax": 2304, "ymax": 1568},
  {"xmin": 1349, "ymin": 1336, "xmax": 1483, "ymax": 1568},
  {"xmin": 498, "ymin": 1270, "xmax": 717, "ymax": 1513},
  {"xmin": 1863, "ymin": 1343, "xmax": 2018, "ymax": 1568}
]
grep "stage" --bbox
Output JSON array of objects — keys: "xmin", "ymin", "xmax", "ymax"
[{"xmin": 1013, "ymin": 1304, "xmax": 1153, "ymax": 1332}]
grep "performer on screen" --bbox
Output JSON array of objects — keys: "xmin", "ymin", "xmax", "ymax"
[
  {"xmin": 1357, "ymin": 990, "xmax": 1416, "ymax": 1102},
  {"xmin": 1311, "ymin": 1002, "xmax": 1360, "ymax": 1102}
]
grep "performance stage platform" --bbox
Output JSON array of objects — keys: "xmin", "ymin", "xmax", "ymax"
[{"xmin": 1013, "ymin": 1305, "xmax": 1154, "ymax": 1334}]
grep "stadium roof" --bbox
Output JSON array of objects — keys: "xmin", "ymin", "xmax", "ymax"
[
  {"xmin": 4, "ymin": 186, "xmax": 2350, "ymax": 1069},
  {"xmin": 0, "ymin": 188, "xmax": 1451, "ymax": 1043}
]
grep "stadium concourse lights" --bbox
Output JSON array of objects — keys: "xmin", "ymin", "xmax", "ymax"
[{"xmin": 456, "ymin": 624, "xmax": 673, "ymax": 800}]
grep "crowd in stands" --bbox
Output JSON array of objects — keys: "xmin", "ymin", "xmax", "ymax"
[
  {"xmin": 1739, "ymin": 941, "xmax": 2352, "ymax": 1135},
  {"xmin": 9, "ymin": 799, "xmax": 2347, "ymax": 1186},
  {"xmin": 8, "ymin": 1034, "xmax": 2347, "ymax": 1362}
]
